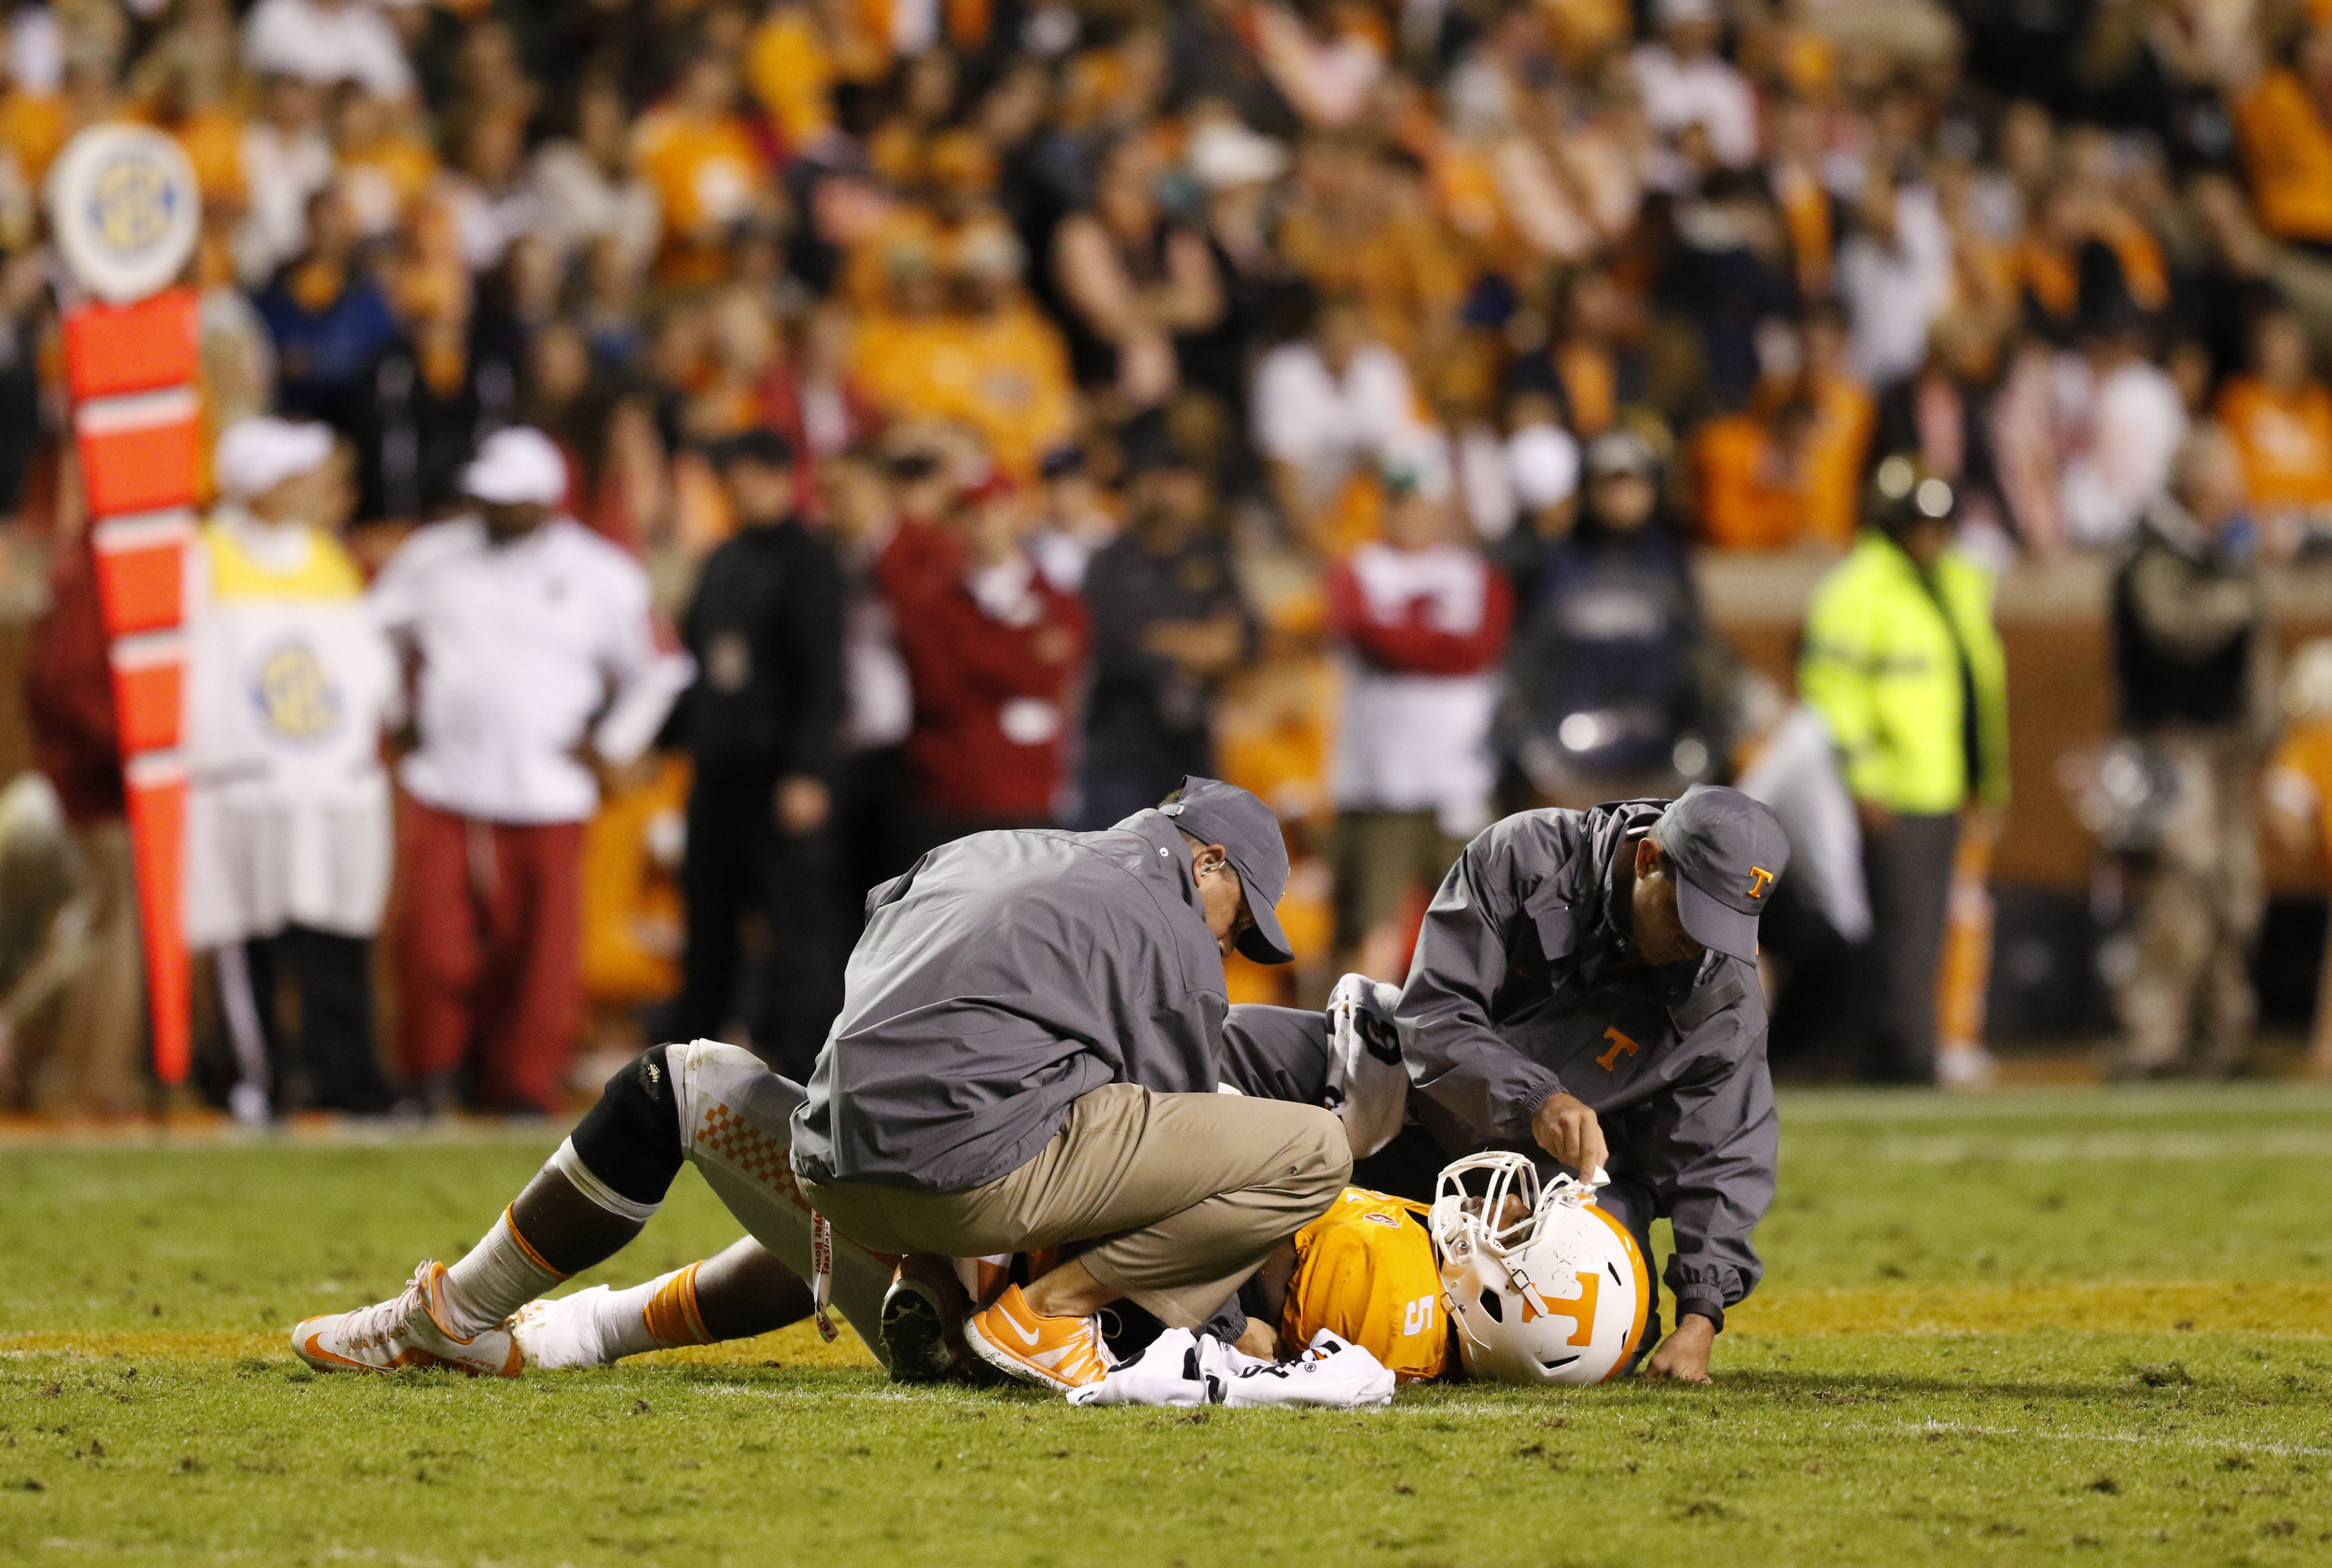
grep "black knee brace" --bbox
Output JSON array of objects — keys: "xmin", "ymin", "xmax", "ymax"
[{"xmin": 568, "ymin": 1045, "xmax": 687, "ymax": 1207}]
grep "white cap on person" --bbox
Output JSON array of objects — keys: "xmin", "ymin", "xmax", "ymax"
[
  {"xmin": 215, "ymin": 417, "xmax": 335, "ymax": 501},
  {"xmin": 461, "ymin": 426, "xmax": 568, "ymax": 506}
]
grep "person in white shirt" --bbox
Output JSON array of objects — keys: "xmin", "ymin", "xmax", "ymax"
[
  {"xmin": 526, "ymin": 74, "xmax": 660, "ymax": 277},
  {"xmin": 1323, "ymin": 465, "xmax": 1514, "ymax": 978},
  {"xmin": 1835, "ymin": 165, "xmax": 1955, "ymax": 389},
  {"xmin": 234, "ymin": 74, "xmax": 335, "ymax": 288},
  {"xmin": 1252, "ymin": 294, "xmax": 1430, "ymax": 552},
  {"xmin": 1631, "ymin": 0, "xmax": 1759, "ymax": 173},
  {"xmin": 186, "ymin": 419, "xmax": 397, "ymax": 1120},
  {"xmin": 2060, "ymin": 303, "xmax": 2187, "ymax": 548},
  {"xmin": 242, "ymin": 0, "xmax": 413, "ymax": 101},
  {"xmin": 370, "ymin": 428, "xmax": 692, "ymax": 1115}
]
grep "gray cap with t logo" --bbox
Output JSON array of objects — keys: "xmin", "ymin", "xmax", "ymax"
[{"xmin": 1648, "ymin": 785, "xmax": 1792, "ymax": 964}]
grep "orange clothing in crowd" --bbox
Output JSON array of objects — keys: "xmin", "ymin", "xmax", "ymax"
[
  {"xmin": 2019, "ymin": 214, "xmax": 2167, "ymax": 325},
  {"xmin": 1774, "ymin": 161, "xmax": 1833, "ymax": 296},
  {"xmin": 165, "ymin": 106, "xmax": 248, "ymax": 206},
  {"xmin": 1278, "ymin": 202, "xmax": 1467, "ymax": 367},
  {"xmin": 1695, "ymin": 412, "xmax": 1804, "ymax": 549},
  {"xmin": 2235, "ymin": 67, "xmax": 2332, "ymax": 245},
  {"xmin": 1800, "ymin": 372, "xmax": 1876, "ymax": 548},
  {"xmin": 2270, "ymin": 720, "xmax": 2332, "ymax": 869},
  {"xmin": 2218, "ymin": 375, "xmax": 2332, "ymax": 513},
  {"xmin": 0, "ymin": 90, "xmax": 67, "ymax": 185},
  {"xmin": 338, "ymin": 132, "xmax": 438, "ymax": 237},
  {"xmin": 848, "ymin": 305, "xmax": 1076, "ymax": 479},
  {"xmin": 633, "ymin": 104, "xmax": 770, "ymax": 285},
  {"xmin": 579, "ymin": 756, "xmax": 690, "ymax": 1009},
  {"xmin": 746, "ymin": 5, "xmax": 840, "ymax": 150},
  {"xmin": 1552, "ymin": 340, "xmax": 1617, "ymax": 439}
]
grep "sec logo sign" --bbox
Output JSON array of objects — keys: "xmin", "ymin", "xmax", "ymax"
[{"xmin": 45, "ymin": 124, "xmax": 201, "ymax": 304}]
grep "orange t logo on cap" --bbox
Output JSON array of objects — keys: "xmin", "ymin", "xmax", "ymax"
[{"xmin": 1745, "ymin": 867, "xmax": 1773, "ymax": 900}]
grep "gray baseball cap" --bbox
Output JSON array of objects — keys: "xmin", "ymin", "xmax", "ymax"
[
  {"xmin": 1157, "ymin": 776, "xmax": 1295, "ymax": 964},
  {"xmin": 1648, "ymin": 785, "xmax": 1791, "ymax": 963}
]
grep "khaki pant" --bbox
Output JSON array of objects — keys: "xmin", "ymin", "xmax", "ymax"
[
  {"xmin": 800, "ymin": 1084, "xmax": 1352, "ymax": 1329},
  {"xmin": 2112, "ymin": 731, "xmax": 2262, "ymax": 1075}
]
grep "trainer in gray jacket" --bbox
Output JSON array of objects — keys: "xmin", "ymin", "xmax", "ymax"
[
  {"xmin": 1392, "ymin": 785, "xmax": 1789, "ymax": 1384},
  {"xmin": 790, "ymin": 777, "xmax": 1351, "ymax": 1390}
]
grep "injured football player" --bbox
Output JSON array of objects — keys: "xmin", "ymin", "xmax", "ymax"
[
  {"xmin": 491, "ymin": 1148, "xmax": 1648, "ymax": 1401},
  {"xmin": 286, "ymin": 964, "xmax": 1410, "ymax": 1381},
  {"xmin": 289, "ymin": 1005, "xmax": 1645, "ymax": 1394}
]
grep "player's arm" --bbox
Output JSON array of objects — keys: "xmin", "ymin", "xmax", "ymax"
[
  {"xmin": 1234, "ymin": 1240, "xmax": 1298, "ymax": 1360},
  {"xmin": 1637, "ymin": 1035, "xmax": 1777, "ymax": 1383},
  {"xmin": 1402, "ymin": 824, "xmax": 1599, "ymax": 1171}
]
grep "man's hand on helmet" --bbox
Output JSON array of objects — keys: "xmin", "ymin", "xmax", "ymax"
[
  {"xmin": 1641, "ymin": 1314, "xmax": 1715, "ymax": 1383},
  {"xmin": 1531, "ymin": 1092, "xmax": 1608, "ymax": 1179}
]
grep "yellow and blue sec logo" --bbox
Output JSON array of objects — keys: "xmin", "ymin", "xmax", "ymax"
[
  {"xmin": 45, "ymin": 124, "xmax": 201, "ymax": 303},
  {"xmin": 88, "ymin": 150, "xmax": 178, "ymax": 257},
  {"xmin": 252, "ymin": 643, "xmax": 340, "ymax": 742}
]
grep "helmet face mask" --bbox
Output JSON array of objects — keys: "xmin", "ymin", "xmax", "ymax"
[{"xmin": 1429, "ymin": 1152, "xmax": 1652, "ymax": 1386}]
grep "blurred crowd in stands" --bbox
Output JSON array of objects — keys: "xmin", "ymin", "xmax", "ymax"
[{"xmin": 8, "ymin": 0, "xmax": 2332, "ymax": 1121}]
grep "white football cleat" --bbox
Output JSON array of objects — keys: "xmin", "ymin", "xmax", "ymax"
[
  {"xmin": 291, "ymin": 1262, "xmax": 521, "ymax": 1377},
  {"xmin": 511, "ymin": 1286, "xmax": 614, "ymax": 1370}
]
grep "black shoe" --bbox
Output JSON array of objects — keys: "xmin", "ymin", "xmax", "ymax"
[{"xmin": 881, "ymin": 1270, "xmax": 961, "ymax": 1383}]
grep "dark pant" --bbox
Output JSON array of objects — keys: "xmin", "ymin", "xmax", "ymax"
[
  {"xmin": 1860, "ymin": 811, "xmax": 1961, "ymax": 1083},
  {"xmin": 676, "ymin": 768, "xmax": 840, "ymax": 1083},
  {"xmin": 832, "ymin": 746, "xmax": 909, "ymax": 950},
  {"xmin": 221, "ymin": 926, "xmax": 393, "ymax": 1115}
]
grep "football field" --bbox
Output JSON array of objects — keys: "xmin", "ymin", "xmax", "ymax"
[{"xmin": 3, "ymin": 1083, "xmax": 2329, "ymax": 1567}]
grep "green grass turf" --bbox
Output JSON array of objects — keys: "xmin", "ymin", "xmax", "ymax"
[{"xmin": 4, "ymin": 1084, "xmax": 2331, "ymax": 1567}]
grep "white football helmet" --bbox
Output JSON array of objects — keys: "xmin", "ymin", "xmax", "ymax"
[{"xmin": 1429, "ymin": 1152, "xmax": 1651, "ymax": 1385}]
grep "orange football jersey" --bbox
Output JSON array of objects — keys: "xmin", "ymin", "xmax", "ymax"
[{"xmin": 1281, "ymin": 1187, "xmax": 1449, "ymax": 1383}]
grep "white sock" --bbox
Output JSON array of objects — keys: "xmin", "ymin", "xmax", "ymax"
[
  {"xmin": 588, "ymin": 1266, "xmax": 704, "ymax": 1362},
  {"xmin": 438, "ymin": 1209, "xmax": 565, "ymax": 1338}
]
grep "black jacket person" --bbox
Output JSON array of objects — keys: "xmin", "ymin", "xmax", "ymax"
[
  {"xmin": 673, "ymin": 430, "xmax": 848, "ymax": 1077},
  {"xmin": 1377, "ymin": 785, "xmax": 1789, "ymax": 1381}
]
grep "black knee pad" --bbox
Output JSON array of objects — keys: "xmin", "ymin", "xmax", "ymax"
[{"xmin": 568, "ymin": 1045, "xmax": 686, "ymax": 1206}]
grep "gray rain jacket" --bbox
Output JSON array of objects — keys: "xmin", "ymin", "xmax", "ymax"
[
  {"xmin": 789, "ymin": 810, "xmax": 1228, "ymax": 1193},
  {"xmin": 1401, "ymin": 800, "xmax": 1776, "ymax": 1325}
]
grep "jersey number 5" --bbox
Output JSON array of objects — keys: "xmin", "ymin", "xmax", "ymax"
[{"xmin": 1401, "ymin": 1294, "xmax": 1435, "ymax": 1337}]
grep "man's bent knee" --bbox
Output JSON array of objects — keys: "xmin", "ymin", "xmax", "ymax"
[{"xmin": 564, "ymin": 1046, "xmax": 686, "ymax": 1207}]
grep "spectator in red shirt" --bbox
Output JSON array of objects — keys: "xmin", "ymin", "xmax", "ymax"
[
  {"xmin": 1325, "ymin": 462, "xmax": 1513, "ymax": 978},
  {"xmin": 885, "ymin": 470, "xmax": 1090, "ymax": 857},
  {"xmin": 12, "ymin": 535, "xmax": 146, "ymax": 1117}
]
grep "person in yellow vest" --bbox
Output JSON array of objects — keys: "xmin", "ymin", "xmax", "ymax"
[
  {"xmin": 1799, "ymin": 454, "xmax": 2010, "ymax": 1084},
  {"xmin": 186, "ymin": 418, "xmax": 398, "ymax": 1120}
]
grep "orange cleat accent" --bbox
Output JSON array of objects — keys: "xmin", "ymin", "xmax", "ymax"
[
  {"xmin": 962, "ymin": 1284, "xmax": 1110, "ymax": 1391},
  {"xmin": 289, "ymin": 1262, "xmax": 521, "ymax": 1378}
]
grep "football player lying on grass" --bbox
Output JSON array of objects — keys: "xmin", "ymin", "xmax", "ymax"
[
  {"xmin": 511, "ymin": 1151, "xmax": 1648, "ymax": 1400},
  {"xmin": 285, "ymin": 971, "xmax": 1414, "ymax": 1384},
  {"xmin": 290, "ymin": 1020, "xmax": 1645, "ymax": 1394}
]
